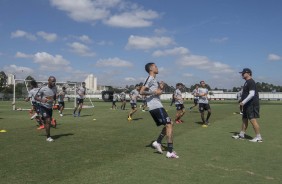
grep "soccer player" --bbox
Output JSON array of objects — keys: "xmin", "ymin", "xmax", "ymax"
[
  {"xmin": 140, "ymin": 62, "xmax": 179, "ymax": 158},
  {"xmin": 35, "ymin": 76, "xmax": 57, "ymax": 142},
  {"xmin": 127, "ymin": 84, "xmax": 141, "ymax": 121},
  {"xmin": 57, "ymin": 86, "xmax": 67, "ymax": 116},
  {"xmin": 111, "ymin": 91, "xmax": 118, "ymax": 109},
  {"xmin": 189, "ymin": 84, "xmax": 199, "ymax": 111},
  {"xmin": 232, "ymin": 68, "xmax": 263, "ymax": 142},
  {"xmin": 174, "ymin": 83, "xmax": 185, "ymax": 124},
  {"xmin": 25, "ymin": 80, "xmax": 44, "ymax": 129},
  {"xmin": 73, "ymin": 82, "xmax": 86, "ymax": 117},
  {"xmin": 120, "ymin": 90, "xmax": 127, "ymax": 110},
  {"xmin": 198, "ymin": 81, "xmax": 211, "ymax": 128}
]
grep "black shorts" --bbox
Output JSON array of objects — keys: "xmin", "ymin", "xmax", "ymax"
[
  {"xmin": 112, "ymin": 101, "xmax": 116, "ymax": 105},
  {"xmin": 194, "ymin": 99, "xmax": 199, "ymax": 105},
  {"xmin": 130, "ymin": 103, "xmax": 137, "ymax": 109},
  {"xmin": 243, "ymin": 104, "xmax": 260, "ymax": 119},
  {"xmin": 76, "ymin": 99, "xmax": 84, "ymax": 104},
  {"xmin": 149, "ymin": 108, "xmax": 171, "ymax": 126},
  {"xmin": 175, "ymin": 104, "xmax": 185, "ymax": 110},
  {"xmin": 199, "ymin": 103, "xmax": 211, "ymax": 112},
  {"xmin": 58, "ymin": 102, "xmax": 65, "ymax": 108},
  {"xmin": 39, "ymin": 106, "xmax": 53, "ymax": 120},
  {"xmin": 32, "ymin": 102, "xmax": 40, "ymax": 113}
]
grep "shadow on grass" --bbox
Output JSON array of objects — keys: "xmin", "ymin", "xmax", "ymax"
[
  {"xmin": 132, "ymin": 117, "xmax": 143, "ymax": 121},
  {"xmin": 194, "ymin": 121, "xmax": 204, "ymax": 125},
  {"xmin": 229, "ymin": 131, "xmax": 253, "ymax": 140},
  {"xmin": 52, "ymin": 133, "xmax": 74, "ymax": 140}
]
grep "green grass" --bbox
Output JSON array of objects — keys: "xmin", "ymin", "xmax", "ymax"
[{"xmin": 0, "ymin": 100, "xmax": 281, "ymax": 184}]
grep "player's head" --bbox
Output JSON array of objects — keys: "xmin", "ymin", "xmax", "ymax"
[
  {"xmin": 48, "ymin": 76, "xmax": 56, "ymax": 88},
  {"xmin": 30, "ymin": 80, "xmax": 37, "ymax": 88},
  {"xmin": 200, "ymin": 81, "xmax": 205, "ymax": 87},
  {"xmin": 135, "ymin": 84, "xmax": 141, "ymax": 90},
  {"xmin": 62, "ymin": 86, "xmax": 66, "ymax": 91},
  {"xmin": 82, "ymin": 82, "xmax": 86, "ymax": 87},
  {"xmin": 145, "ymin": 62, "xmax": 158, "ymax": 74},
  {"xmin": 195, "ymin": 84, "xmax": 199, "ymax": 88},
  {"xmin": 239, "ymin": 68, "xmax": 252, "ymax": 79},
  {"xmin": 176, "ymin": 83, "xmax": 183, "ymax": 89}
]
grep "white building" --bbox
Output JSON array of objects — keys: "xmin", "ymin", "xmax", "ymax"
[{"xmin": 84, "ymin": 74, "xmax": 97, "ymax": 92}]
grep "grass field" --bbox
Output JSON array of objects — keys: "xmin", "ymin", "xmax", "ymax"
[{"xmin": 0, "ymin": 100, "xmax": 282, "ymax": 184}]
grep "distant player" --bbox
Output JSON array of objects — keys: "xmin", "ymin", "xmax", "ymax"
[
  {"xmin": 73, "ymin": 82, "xmax": 86, "ymax": 117},
  {"xmin": 174, "ymin": 83, "xmax": 185, "ymax": 124},
  {"xmin": 189, "ymin": 84, "xmax": 199, "ymax": 111},
  {"xmin": 111, "ymin": 91, "xmax": 119, "ymax": 109},
  {"xmin": 198, "ymin": 81, "xmax": 211, "ymax": 128},
  {"xmin": 128, "ymin": 84, "xmax": 141, "ymax": 121},
  {"xmin": 25, "ymin": 80, "xmax": 44, "ymax": 129},
  {"xmin": 120, "ymin": 90, "xmax": 127, "ymax": 110},
  {"xmin": 35, "ymin": 76, "xmax": 57, "ymax": 142},
  {"xmin": 57, "ymin": 86, "xmax": 67, "ymax": 116},
  {"xmin": 140, "ymin": 62, "xmax": 179, "ymax": 158}
]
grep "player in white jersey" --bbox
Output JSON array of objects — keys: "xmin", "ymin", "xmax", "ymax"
[
  {"xmin": 120, "ymin": 91, "xmax": 127, "ymax": 110},
  {"xmin": 140, "ymin": 62, "xmax": 179, "ymax": 158},
  {"xmin": 73, "ymin": 82, "xmax": 86, "ymax": 117},
  {"xmin": 174, "ymin": 83, "xmax": 185, "ymax": 124},
  {"xmin": 35, "ymin": 76, "xmax": 57, "ymax": 142},
  {"xmin": 128, "ymin": 84, "xmax": 141, "ymax": 121},
  {"xmin": 57, "ymin": 86, "xmax": 67, "ymax": 116},
  {"xmin": 198, "ymin": 81, "xmax": 211, "ymax": 128},
  {"xmin": 111, "ymin": 91, "xmax": 119, "ymax": 109},
  {"xmin": 189, "ymin": 84, "xmax": 199, "ymax": 111},
  {"xmin": 25, "ymin": 80, "xmax": 44, "ymax": 129}
]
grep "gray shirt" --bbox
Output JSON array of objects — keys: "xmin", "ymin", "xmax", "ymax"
[
  {"xmin": 77, "ymin": 86, "xmax": 86, "ymax": 99},
  {"xmin": 174, "ymin": 89, "xmax": 183, "ymax": 105},
  {"xmin": 192, "ymin": 88, "xmax": 199, "ymax": 99},
  {"xmin": 37, "ymin": 85, "xmax": 57, "ymax": 109},
  {"xmin": 130, "ymin": 89, "xmax": 140, "ymax": 103},
  {"xmin": 198, "ymin": 87, "xmax": 209, "ymax": 104},
  {"xmin": 143, "ymin": 76, "xmax": 163, "ymax": 110},
  {"xmin": 58, "ymin": 90, "xmax": 67, "ymax": 102},
  {"xmin": 28, "ymin": 88, "xmax": 39, "ymax": 102}
]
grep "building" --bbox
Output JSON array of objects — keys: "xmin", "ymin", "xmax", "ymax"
[{"xmin": 84, "ymin": 74, "xmax": 97, "ymax": 92}]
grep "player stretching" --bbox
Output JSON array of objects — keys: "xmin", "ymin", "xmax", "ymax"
[
  {"xmin": 198, "ymin": 81, "xmax": 211, "ymax": 128},
  {"xmin": 57, "ymin": 86, "xmax": 67, "ymax": 116},
  {"xmin": 111, "ymin": 91, "xmax": 118, "ymax": 109},
  {"xmin": 140, "ymin": 62, "xmax": 179, "ymax": 158},
  {"xmin": 35, "ymin": 76, "xmax": 57, "ymax": 142},
  {"xmin": 174, "ymin": 83, "xmax": 185, "ymax": 124},
  {"xmin": 73, "ymin": 82, "xmax": 86, "ymax": 117},
  {"xmin": 128, "ymin": 84, "xmax": 141, "ymax": 121},
  {"xmin": 189, "ymin": 84, "xmax": 199, "ymax": 111}
]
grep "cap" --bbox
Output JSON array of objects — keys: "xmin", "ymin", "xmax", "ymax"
[{"xmin": 239, "ymin": 68, "xmax": 252, "ymax": 74}]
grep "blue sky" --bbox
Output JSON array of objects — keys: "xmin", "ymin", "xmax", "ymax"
[{"xmin": 0, "ymin": 0, "xmax": 282, "ymax": 89}]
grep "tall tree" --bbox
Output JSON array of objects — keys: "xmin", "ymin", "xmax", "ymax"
[{"xmin": 0, "ymin": 71, "xmax": 7, "ymax": 90}]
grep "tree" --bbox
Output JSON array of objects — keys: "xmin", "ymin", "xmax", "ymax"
[{"xmin": 0, "ymin": 71, "xmax": 7, "ymax": 90}]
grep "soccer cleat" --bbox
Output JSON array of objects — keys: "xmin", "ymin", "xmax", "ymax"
[
  {"xmin": 175, "ymin": 120, "xmax": 182, "ymax": 124},
  {"xmin": 30, "ymin": 113, "xmax": 38, "ymax": 120},
  {"xmin": 232, "ymin": 134, "xmax": 244, "ymax": 139},
  {"xmin": 37, "ymin": 125, "xmax": 45, "ymax": 130},
  {"xmin": 166, "ymin": 151, "xmax": 179, "ymax": 158},
  {"xmin": 249, "ymin": 137, "xmax": 263, "ymax": 143},
  {"xmin": 46, "ymin": 137, "xmax": 54, "ymax": 142},
  {"xmin": 202, "ymin": 124, "xmax": 208, "ymax": 128},
  {"xmin": 60, "ymin": 114, "xmax": 63, "ymax": 117},
  {"xmin": 142, "ymin": 110, "xmax": 146, "ymax": 112},
  {"xmin": 152, "ymin": 141, "xmax": 163, "ymax": 154},
  {"xmin": 179, "ymin": 119, "xmax": 184, "ymax": 123},
  {"xmin": 127, "ymin": 116, "xmax": 132, "ymax": 121}
]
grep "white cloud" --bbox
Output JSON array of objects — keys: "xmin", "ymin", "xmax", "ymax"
[
  {"xmin": 68, "ymin": 42, "xmax": 96, "ymax": 57},
  {"xmin": 210, "ymin": 37, "xmax": 229, "ymax": 43},
  {"xmin": 33, "ymin": 52, "xmax": 72, "ymax": 71},
  {"xmin": 182, "ymin": 73, "xmax": 194, "ymax": 77},
  {"xmin": 50, "ymin": 0, "xmax": 159, "ymax": 28},
  {"xmin": 126, "ymin": 35, "xmax": 175, "ymax": 50},
  {"xmin": 96, "ymin": 57, "xmax": 133, "ymax": 67},
  {"xmin": 152, "ymin": 47, "xmax": 189, "ymax": 57},
  {"xmin": 15, "ymin": 52, "xmax": 33, "ymax": 58},
  {"xmin": 124, "ymin": 77, "xmax": 136, "ymax": 82},
  {"xmin": 3, "ymin": 65, "xmax": 34, "ymax": 77},
  {"xmin": 37, "ymin": 31, "xmax": 58, "ymax": 42},
  {"xmin": 78, "ymin": 35, "xmax": 92, "ymax": 43},
  {"xmin": 97, "ymin": 40, "xmax": 113, "ymax": 46},
  {"xmin": 268, "ymin": 53, "xmax": 281, "ymax": 61},
  {"xmin": 11, "ymin": 30, "xmax": 37, "ymax": 41},
  {"xmin": 104, "ymin": 9, "xmax": 158, "ymax": 28}
]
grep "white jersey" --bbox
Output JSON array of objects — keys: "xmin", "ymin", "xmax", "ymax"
[
  {"xmin": 120, "ymin": 92, "xmax": 126, "ymax": 100},
  {"xmin": 37, "ymin": 85, "xmax": 57, "ymax": 109},
  {"xmin": 28, "ymin": 88, "xmax": 39, "ymax": 102},
  {"xmin": 192, "ymin": 88, "xmax": 199, "ymax": 99},
  {"xmin": 113, "ymin": 93, "xmax": 119, "ymax": 101},
  {"xmin": 143, "ymin": 76, "xmax": 163, "ymax": 110},
  {"xmin": 77, "ymin": 86, "xmax": 86, "ymax": 99},
  {"xmin": 58, "ymin": 90, "xmax": 67, "ymax": 102},
  {"xmin": 174, "ymin": 89, "xmax": 183, "ymax": 105},
  {"xmin": 130, "ymin": 89, "xmax": 140, "ymax": 103},
  {"xmin": 198, "ymin": 87, "xmax": 209, "ymax": 104}
]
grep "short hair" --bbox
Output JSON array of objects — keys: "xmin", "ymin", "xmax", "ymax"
[
  {"xmin": 145, "ymin": 62, "xmax": 155, "ymax": 73},
  {"xmin": 200, "ymin": 81, "xmax": 205, "ymax": 84},
  {"xmin": 62, "ymin": 86, "xmax": 66, "ymax": 90},
  {"xmin": 82, "ymin": 82, "xmax": 86, "ymax": 84},
  {"xmin": 30, "ymin": 80, "xmax": 37, "ymax": 88},
  {"xmin": 176, "ymin": 83, "xmax": 183, "ymax": 87}
]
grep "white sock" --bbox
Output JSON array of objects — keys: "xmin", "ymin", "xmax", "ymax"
[{"xmin": 239, "ymin": 131, "xmax": 245, "ymax": 137}]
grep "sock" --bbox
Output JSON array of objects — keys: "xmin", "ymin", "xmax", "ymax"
[
  {"xmin": 239, "ymin": 131, "xmax": 245, "ymax": 137},
  {"xmin": 47, "ymin": 134, "xmax": 50, "ymax": 138},
  {"xmin": 156, "ymin": 133, "xmax": 165, "ymax": 144},
  {"xmin": 256, "ymin": 134, "xmax": 262, "ymax": 139},
  {"xmin": 167, "ymin": 143, "xmax": 173, "ymax": 153}
]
